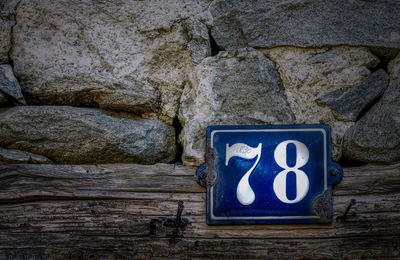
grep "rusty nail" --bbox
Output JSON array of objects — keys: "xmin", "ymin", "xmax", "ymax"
[
  {"xmin": 341, "ymin": 199, "xmax": 356, "ymax": 221},
  {"xmin": 175, "ymin": 200, "xmax": 184, "ymax": 226},
  {"xmin": 330, "ymin": 168, "xmax": 339, "ymax": 176}
]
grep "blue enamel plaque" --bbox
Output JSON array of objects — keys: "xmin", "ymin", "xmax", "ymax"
[{"xmin": 196, "ymin": 125, "xmax": 343, "ymax": 225}]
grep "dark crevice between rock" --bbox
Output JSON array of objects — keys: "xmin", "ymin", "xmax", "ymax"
[
  {"xmin": 339, "ymin": 157, "xmax": 367, "ymax": 168},
  {"xmin": 6, "ymin": 11, "xmax": 15, "ymax": 69},
  {"xmin": 370, "ymin": 47, "xmax": 400, "ymax": 71},
  {"xmin": 355, "ymin": 93, "xmax": 383, "ymax": 121},
  {"xmin": 6, "ymin": 47, "xmax": 14, "ymax": 70},
  {"xmin": 370, "ymin": 58, "xmax": 388, "ymax": 73},
  {"xmin": 208, "ymin": 30, "xmax": 223, "ymax": 56},
  {"xmin": 352, "ymin": 50, "xmax": 391, "ymax": 121},
  {"xmin": 173, "ymin": 116, "xmax": 183, "ymax": 163},
  {"xmin": 6, "ymin": 18, "xmax": 15, "ymax": 80},
  {"xmin": 19, "ymin": 89, "xmax": 39, "ymax": 105},
  {"xmin": 0, "ymin": 95, "xmax": 16, "ymax": 108},
  {"xmin": 7, "ymin": 0, "xmax": 22, "ymax": 68},
  {"xmin": 0, "ymin": 89, "xmax": 22, "ymax": 106},
  {"xmin": 6, "ymin": 0, "xmax": 23, "ymax": 101}
]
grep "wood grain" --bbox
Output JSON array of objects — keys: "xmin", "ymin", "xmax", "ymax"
[{"xmin": 0, "ymin": 163, "xmax": 399, "ymax": 259}]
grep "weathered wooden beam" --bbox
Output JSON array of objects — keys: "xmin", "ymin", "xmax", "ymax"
[{"xmin": 0, "ymin": 163, "xmax": 399, "ymax": 259}]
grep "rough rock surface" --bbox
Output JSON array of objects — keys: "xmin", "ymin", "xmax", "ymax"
[
  {"xmin": 184, "ymin": 18, "xmax": 211, "ymax": 65},
  {"xmin": 0, "ymin": 17, "xmax": 12, "ymax": 63},
  {"xmin": 317, "ymin": 69, "xmax": 389, "ymax": 122},
  {"xmin": 0, "ymin": 106, "xmax": 176, "ymax": 164},
  {"xmin": 211, "ymin": 0, "xmax": 400, "ymax": 51},
  {"xmin": 0, "ymin": 147, "xmax": 53, "ymax": 164},
  {"xmin": 0, "ymin": 64, "xmax": 25, "ymax": 104},
  {"xmin": 0, "ymin": 0, "xmax": 19, "ymax": 17},
  {"xmin": 179, "ymin": 48, "xmax": 294, "ymax": 166},
  {"xmin": 1, "ymin": 0, "xmax": 399, "ymax": 167},
  {"xmin": 388, "ymin": 53, "xmax": 400, "ymax": 83},
  {"xmin": 263, "ymin": 47, "xmax": 380, "ymax": 160},
  {"xmin": 343, "ymin": 80, "xmax": 400, "ymax": 163},
  {"xmin": 0, "ymin": 0, "xmax": 19, "ymax": 63},
  {"xmin": 11, "ymin": 0, "xmax": 212, "ymax": 124}
]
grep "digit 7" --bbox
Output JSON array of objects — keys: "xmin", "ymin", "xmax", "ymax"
[{"xmin": 225, "ymin": 143, "xmax": 262, "ymax": 205}]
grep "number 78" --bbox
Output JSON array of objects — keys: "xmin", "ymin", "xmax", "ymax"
[{"xmin": 225, "ymin": 140, "xmax": 310, "ymax": 206}]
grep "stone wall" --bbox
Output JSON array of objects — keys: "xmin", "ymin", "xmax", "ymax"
[{"xmin": 0, "ymin": 0, "xmax": 399, "ymax": 166}]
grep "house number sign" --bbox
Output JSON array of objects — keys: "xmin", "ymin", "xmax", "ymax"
[{"xmin": 196, "ymin": 125, "xmax": 343, "ymax": 225}]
